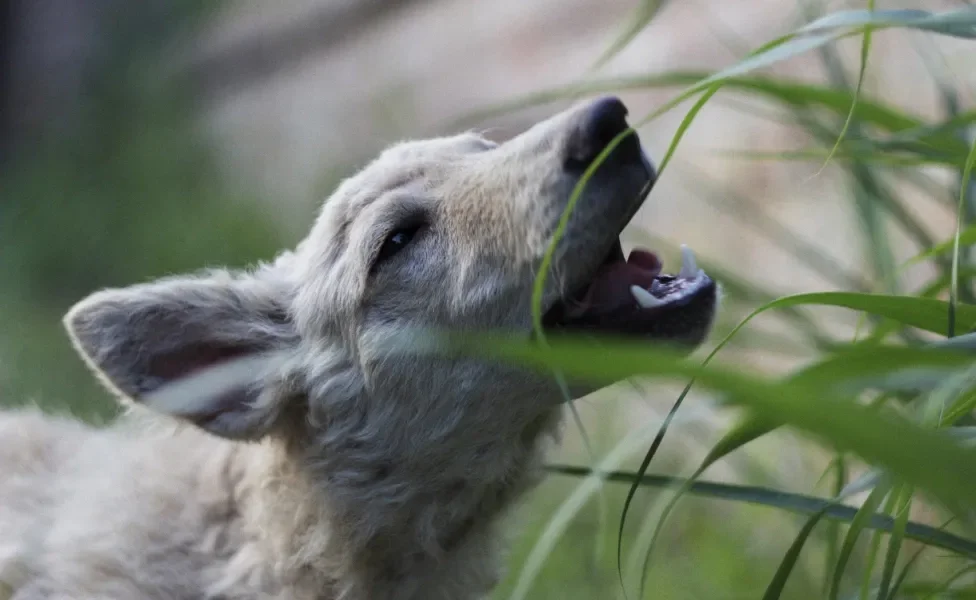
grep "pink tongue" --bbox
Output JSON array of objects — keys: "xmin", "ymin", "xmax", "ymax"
[
  {"xmin": 627, "ymin": 249, "xmax": 662, "ymax": 272},
  {"xmin": 569, "ymin": 249, "xmax": 662, "ymax": 315}
]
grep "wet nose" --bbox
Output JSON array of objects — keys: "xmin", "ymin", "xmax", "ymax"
[
  {"xmin": 586, "ymin": 96, "xmax": 629, "ymax": 146},
  {"xmin": 565, "ymin": 96, "xmax": 643, "ymax": 171}
]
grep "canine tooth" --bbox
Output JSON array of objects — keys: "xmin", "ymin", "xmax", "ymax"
[
  {"xmin": 679, "ymin": 245, "xmax": 698, "ymax": 280},
  {"xmin": 631, "ymin": 285, "xmax": 665, "ymax": 308}
]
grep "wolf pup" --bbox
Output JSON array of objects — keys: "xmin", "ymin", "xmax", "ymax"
[{"xmin": 0, "ymin": 97, "xmax": 717, "ymax": 599}]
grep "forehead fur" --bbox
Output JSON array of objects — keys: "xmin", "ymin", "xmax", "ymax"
[{"xmin": 290, "ymin": 132, "xmax": 529, "ymax": 335}]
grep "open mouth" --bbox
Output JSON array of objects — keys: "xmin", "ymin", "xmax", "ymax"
[
  {"xmin": 537, "ymin": 95, "xmax": 717, "ymax": 347},
  {"xmin": 542, "ymin": 241, "xmax": 717, "ymax": 344}
]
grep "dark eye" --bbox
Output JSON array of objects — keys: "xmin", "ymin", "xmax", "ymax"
[{"xmin": 375, "ymin": 225, "xmax": 421, "ymax": 268}]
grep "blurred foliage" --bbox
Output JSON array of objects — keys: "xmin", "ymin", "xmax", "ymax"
[
  {"xmin": 0, "ymin": 1, "xmax": 286, "ymax": 419},
  {"xmin": 460, "ymin": 5, "xmax": 976, "ymax": 600}
]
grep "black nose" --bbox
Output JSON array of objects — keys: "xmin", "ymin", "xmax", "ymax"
[
  {"xmin": 587, "ymin": 96, "xmax": 629, "ymax": 144},
  {"xmin": 565, "ymin": 96, "xmax": 641, "ymax": 171}
]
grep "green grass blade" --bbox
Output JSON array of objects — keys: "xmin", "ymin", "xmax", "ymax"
[
  {"xmin": 589, "ymin": 0, "xmax": 667, "ymax": 70},
  {"xmin": 629, "ymin": 233, "xmax": 837, "ymax": 347},
  {"xmin": 950, "ymin": 137, "xmax": 976, "ymax": 337},
  {"xmin": 523, "ymin": 7, "xmax": 976, "ymax": 343},
  {"xmin": 743, "ymin": 292, "xmax": 976, "ymax": 337},
  {"xmin": 453, "ymin": 72, "xmax": 930, "ymax": 137},
  {"xmin": 635, "ymin": 415, "xmax": 778, "ymax": 596},
  {"xmin": 798, "ymin": 8, "xmax": 976, "ymax": 39},
  {"xmin": 831, "ymin": 481, "xmax": 893, "ymax": 600},
  {"xmin": 816, "ymin": 0, "xmax": 875, "ymax": 176},
  {"xmin": 614, "ymin": 385, "xmax": 688, "ymax": 597},
  {"xmin": 877, "ymin": 485, "xmax": 914, "ymax": 599},
  {"xmin": 860, "ymin": 487, "xmax": 897, "ymax": 600},
  {"xmin": 632, "ymin": 8, "xmax": 976, "ymax": 133},
  {"xmin": 900, "ymin": 561, "xmax": 976, "ymax": 599},
  {"xmin": 441, "ymin": 333, "xmax": 976, "ymax": 510},
  {"xmin": 612, "ymin": 82, "xmax": 719, "ymax": 587},
  {"xmin": 944, "ymin": 389, "xmax": 976, "ymax": 425},
  {"xmin": 917, "ymin": 267, "xmax": 976, "ymax": 301},
  {"xmin": 884, "ymin": 518, "xmax": 954, "ymax": 600},
  {"xmin": 788, "ymin": 346, "xmax": 973, "ymax": 395},
  {"xmin": 679, "ymin": 166, "xmax": 872, "ymax": 291},
  {"xmin": 614, "ymin": 290, "xmax": 976, "ymax": 592},
  {"xmin": 825, "ymin": 456, "xmax": 848, "ymax": 594},
  {"xmin": 762, "ymin": 508, "xmax": 829, "ymax": 600},
  {"xmin": 656, "ymin": 85, "xmax": 721, "ymax": 176},
  {"xmin": 530, "ymin": 128, "xmax": 636, "ymax": 341},
  {"xmin": 765, "ymin": 449, "xmax": 887, "ymax": 598},
  {"xmin": 907, "ymin": 224, "xmax": 976, "ymax": 268},
  {"xmin": 717, "ymin": 148, "xmax": 959, "ymax": 167},
  {"xmin": 544, "ymin": 465, "xmax": 976, "ymax": 558},
  {"xmin": 506, "ymin": 425, "xmax": 661, "ymax": 600}
]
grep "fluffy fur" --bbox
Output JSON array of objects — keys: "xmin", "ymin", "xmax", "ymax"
[{"xmin": 0, "ymin": 99, "xmax": 716, "ymax": 599}]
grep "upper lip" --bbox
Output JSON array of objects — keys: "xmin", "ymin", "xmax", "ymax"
[{"xmin": 542, "ymin": 122, "xmax": 659, "ymax": 324}]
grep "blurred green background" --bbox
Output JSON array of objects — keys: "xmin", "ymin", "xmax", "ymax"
[{"xmin": 2, "ymin": 1, "xmax": 975, "ymax": 598}]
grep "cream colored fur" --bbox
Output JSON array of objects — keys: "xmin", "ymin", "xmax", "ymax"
[{"xmin": 0, "ymin": 100, "xmax": 715, "ymax": 599}]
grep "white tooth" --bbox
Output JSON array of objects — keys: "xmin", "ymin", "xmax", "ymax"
[
  {"xmin": 679, "ymin": 245, "xmax": 698, "ymax": 280},
  {"xmin": 631, "ymin": 285, "xmax": 665, "ymax": 308}
]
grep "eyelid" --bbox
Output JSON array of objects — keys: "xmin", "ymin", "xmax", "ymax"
[{"xmin": 368, "ymin": 217, "xmax": 428, "ymax": 275}]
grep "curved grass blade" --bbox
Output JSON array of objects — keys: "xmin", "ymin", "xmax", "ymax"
[
  {"xmin": 884, "ymin": 518, "xmax": 955, "ymax": 600},
  {"xmin": 743, "ymin": 292, "xmax": 976, "ymax": 337},
  {"xmin": 788, "ymin": 346, "xmax": 974, "ymax": 394},
  {"xmin": 615, "ymin": 290, "xmax": 976, "ymax": 592},
  {"xmin": 717, "ymin": 148, "xmax": 959, "ymax": 167},
  {"xmin": 797, "ymin": 8, "xmax": 976, "ymax": 39},
  {"xmin": 480, "ymin": 338, "xmax": 975, "ymax": 595},
  {"xmin": 918, "ymin": 268, "xmax": 976, "ymax": 301},
  {"xmin": 506, "ymin": 423, "xmax": 661, "ymax": 600},
  {"xmin": 950, "ymin": 138, "xmax": 976, "ymax": 337},
  {"xmin": 536, "ymin": 11, "xmax": 976, "ymax": 291},
  {"xmin": 825, "ymin": 457, "xmax": 848, "ymax": 593},
  {"xmin": 631, "ymin": 8, "xmax": 976, "ymax": 136},
  {"xmin": 635, "ymin": 346, "xmax": 970, "ymax": 594},
  {"xmin": 877, "ymin": 485, "xmax": 914, "ymax": 599},
  {"xmin": 556, "ymin": 372, "xmax": 609, "ymax": 569},
  {"xmin": 762, "ymin": 454, "xmax": 883, "ymax": 600},
  {"xmin": 900, "ymin": 563, "xmax": 976, "ymax": 599},
  {"xmin": 544, "ymin": 465, "xmax": 976, "ymax": 559},
  {"xmin": 830, "ymin": 481, "xmax": 893, "ymax": 600},
  {"xmin": 763, "ymin": 456, "xmax": 891, "ymax": 599},
  {"xmin": 629, "ymin": 233, "xmax": 835, "ymax": 347},
  {"xmin": 944, "ymin": 389, "xmax": 976, "ymax": 425},
  {"xmin": 763, "ymin": 506, "xmax": 830, "ymax": 600},
  {"xmin": 612, "ymin": 84, "xmax": 722, "ymax": 597},
  {"xmin": 678, "ymin": 165, "xmax": 872, "ymax": 291},
  {"xmin": 634, "ymin": 414, "xmax": 778, "ymax": 596},
  {"xmin": 529, "ymin": 128, "xmax": 636, "ymax": 341},
  {"xmin": 656, "ymin": 85, "xmax": 721, "ymax": 175},
  {"xmin": 718, "ymin": 116, "xmax": 976, "ymax": 166},
  {"xmin": 589, "ymin": 0, "xmax": 667, "ymax": 71},
  {"xmin": 860, "ymin": 487, "xmax": 899, "ymax": 600},
  {"xmin": 499, "ymin": 10, "xmax": 976, "ymax": 594},
  {"xmin": 452, "ymin": 72, "xmax": 928, "ymax": 136},
  {"xmin": 613, "ymin": 381, "xmax": 689, "ymax": 597},
  {"xmin": 815, "ymin": 0, "xmax": 875, "ymax": 177},
  {"xmin": 446, "ymin": 333, "xmax": 976, "ymax": 507},
  {"xmin": 907, "ymin": 224, "xmax": 976, "ymax": 268}
]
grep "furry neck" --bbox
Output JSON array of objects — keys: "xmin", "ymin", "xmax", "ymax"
[{"xmin": 238, "ymin": 406, "xmax": 563, "ymax": 600}]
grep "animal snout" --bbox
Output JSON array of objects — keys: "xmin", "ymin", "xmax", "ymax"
[{"xmin": 564, "ymin": 96, "xmax": 646, "ymax": 174}]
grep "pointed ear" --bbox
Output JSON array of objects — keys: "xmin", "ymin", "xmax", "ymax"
[{"xmin": 64, "ymin": 268, "xmax": 301, "ymax": 440}]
